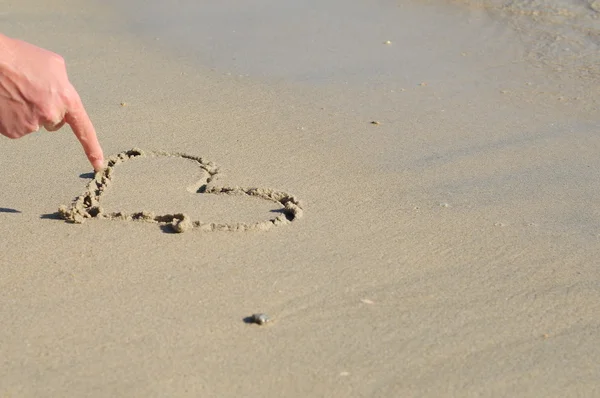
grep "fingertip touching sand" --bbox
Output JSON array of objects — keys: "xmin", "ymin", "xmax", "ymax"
[{"xmin": 58, "ymin": 148, "xmax": 304, "ymax": 233}]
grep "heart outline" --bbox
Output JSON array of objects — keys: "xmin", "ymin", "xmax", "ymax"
[{"xmin": 59, "ymin": 149, "xmax": 304, "ymax": 233}]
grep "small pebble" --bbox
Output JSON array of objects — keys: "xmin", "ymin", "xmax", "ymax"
[
  {"xmin": 371, "ymin": 121, "xmax": 380, "ymax": 125},
  {"xmin": 120, "ymin": 102, "xmax": 127, "ymax": 107},
  {"xmin": 251, "ymin": 313, "xmax": 270, "ymax": 325},
  {"xmin": 383, "ymin": 40, "xmax": 392, "ymax": 45}
]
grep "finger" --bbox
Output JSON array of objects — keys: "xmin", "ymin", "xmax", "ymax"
[{"xmin": 64, "ymin": 95, "xmax": 104, "ymax": 171}]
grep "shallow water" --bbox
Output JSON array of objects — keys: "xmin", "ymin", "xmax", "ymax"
[
  {"xmin": 448, "ymin": 0, "xmax": 600, "ymax": 79},
  {"xmin": 99, "ymin": 0, "xmax": 517, "ymax": 84},
  {"xmin": 102, "ymin": 0, "xmax": 599, "ymax": 85}
]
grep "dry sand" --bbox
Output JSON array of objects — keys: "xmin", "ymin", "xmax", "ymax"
[{"xmin": 0, "ymin": 0, "xmax": 599, "ymax": 396}]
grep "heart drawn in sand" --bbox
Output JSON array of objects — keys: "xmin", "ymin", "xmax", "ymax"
[{"xmin": 59, "ymin": 149, "xmax": 304, "ymax": 233}]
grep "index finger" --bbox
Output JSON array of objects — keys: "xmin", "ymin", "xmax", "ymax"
[{"xmin": 65, "ymin": 94, "xmax": 105, "ymax": 172}]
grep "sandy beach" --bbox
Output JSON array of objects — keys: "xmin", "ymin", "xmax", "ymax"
[{"xmin": 1, "ymin": 0, "xmax": 599, "ymax": 396}]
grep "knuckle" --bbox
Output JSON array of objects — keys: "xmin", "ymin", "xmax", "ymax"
[
  {"xmin": 62, "ymin": 87, "xmax": 80, "ymax": 109},
  {"xmin": 88, "ymin": 152, "xmax": 103, "ymax": 162},
  {"xmin": 25, "ymin": 122, "xmax": 39, "ymax": 133},
  {"xmin": 50, "ymin": 53, "xmax": 66, "ymax": 66}
]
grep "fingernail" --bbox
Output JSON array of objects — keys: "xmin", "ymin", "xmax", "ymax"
[{"xmin": 92, "ymin": 158, "xmax": 105, "ymax": 172}]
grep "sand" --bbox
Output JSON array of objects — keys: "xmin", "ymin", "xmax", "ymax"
[
  {"xmin": 58, "ymin": 148, "xmax": 303, "ymax": 232},
  {"xmin": 0, "ymin": 0, "xmax": 599, "ymax": 396}
]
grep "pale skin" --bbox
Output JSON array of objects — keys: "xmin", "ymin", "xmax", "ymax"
[{"xmin": 0, "ymin": 33, "xmax": 104, "ymax": 171}]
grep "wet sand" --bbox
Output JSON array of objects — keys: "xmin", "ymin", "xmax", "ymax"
[{"xmin": 0, "ymin": 0, "xmax": 599, "ymax": 396}]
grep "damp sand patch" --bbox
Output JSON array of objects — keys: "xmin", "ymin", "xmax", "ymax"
[{"xmin": 59, "ymin": 149, "xmax": 304, "ymax": 233}]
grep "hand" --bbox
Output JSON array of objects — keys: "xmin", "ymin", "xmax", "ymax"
[{"xmin": 0, "ymin": 34, "xmax": 104, "ymax": 171}]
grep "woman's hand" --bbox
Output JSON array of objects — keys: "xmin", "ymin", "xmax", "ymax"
[{"xmin": 0, "ymin": 34, "xmax": 104, "ymax": 171}]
